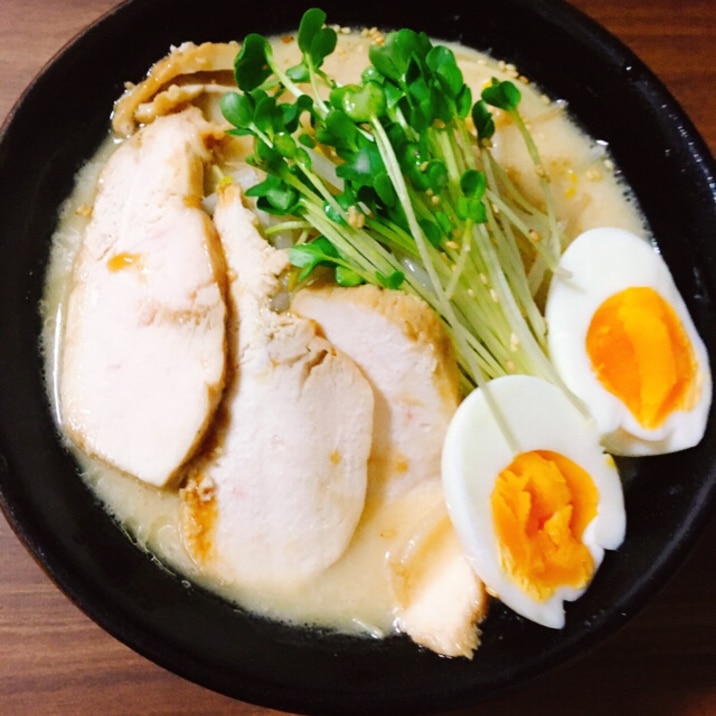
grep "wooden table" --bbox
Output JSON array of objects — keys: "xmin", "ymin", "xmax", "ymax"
[{"xmin": 1, "ymin": 1, "xmax": 714, "ymax": 713}]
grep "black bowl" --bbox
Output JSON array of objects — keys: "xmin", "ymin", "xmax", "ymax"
[{"xmin": 1, "ymin": 1, "xmax": 715, "ymax": 714}]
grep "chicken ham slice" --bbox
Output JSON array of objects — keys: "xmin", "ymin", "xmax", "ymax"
[
  {"xmin": 180, "ymin": 185, "xmax": 373, "ymax": 589},
  {"xmin": 59, "ymin": 108, "xmax": 227, "ymax": 489},
  {"xmin": 291, "ymin": 283, "xmax": 460, "ymax": 500},
  {"xmin": 388, "ymin": 488, "xmax": 488, "ymax": 657}
]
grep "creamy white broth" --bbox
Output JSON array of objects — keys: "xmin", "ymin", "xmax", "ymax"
[{"xmin": 41, "ymin": 29, "xmax": 648, "ymax": 641}]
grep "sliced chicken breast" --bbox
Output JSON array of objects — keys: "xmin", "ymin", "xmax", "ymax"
[
  {"xmin": 59, "ymin": 108, "xmax": 227, "ymax": 488},
  {"xmin": 388, "ymin": 486, "xmax": 488, "ymax": 658},
  {"xmin": 291, "ymin": 283, "xmax": 460, "ymax": 500},
  {"xmin": 180, "ymin": 184, "xmax": 373, "ymax": 589}
]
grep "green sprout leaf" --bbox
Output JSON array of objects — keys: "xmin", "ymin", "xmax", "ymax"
[
  {"xmin": 481, "ymin": 78, "xmax": 522, "ymax": 112},
  {"xmin": 220, "ymin": 92, "xmax": 254, "ymax": 133},
  {"xmin": 333, "ymin": 82, "xmax": 386, "ymax": 123},
  {"xmin": 472, "ymin": 100, "xmax": 495, "ymax": 142},
  {"xmin": 369, "ymin": 28, "xmax": 423, "ymax": 83},
  {"xmin": 234, "ymin": 34, "xmax": 273, "ymax": 91},
  {"xmin": 245, "ymin": 174, "xmax": 301, "ymax": 215},
  {"xmin": 376, "ymin": 270, "xmax": 405, "ymax": 289},
  {"xmin": 335, "ymin": 265, "xmax": 364, "ymax": 286},
  {"xmin": 335, "ymin": 140, "xmax": 386, "ymax": 189},
  {"xmin": 426, "ymin": 45, "xmax": 464, "ymax": 98},
  {"xmin": 288, "ymin": 236, "xmax": 339, "ymax": 281},
  {"xmin": 297, "ymin": 7, "xmax": 336, "ymax": 67},
  {"xmin": 460, "ymin": 169, "xmax": 486, "ymax": 199}
]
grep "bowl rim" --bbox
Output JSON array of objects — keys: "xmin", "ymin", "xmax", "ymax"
[{"xmin": 1, "ymin": 1, "xmax": 716, "ymax": 714}]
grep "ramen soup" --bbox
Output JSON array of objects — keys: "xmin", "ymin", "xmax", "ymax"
[{"xmin": 41, "ymin": 22, "xmax": 670, "ymax": 658}]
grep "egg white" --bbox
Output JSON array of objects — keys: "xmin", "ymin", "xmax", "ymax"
[
  {"xmin": 441, "ymin": 374, "xmax": 625, "ymax": 629},
  {"xmin": 545, "ymin": 227, "xmax": 712, "ymax": 456}
]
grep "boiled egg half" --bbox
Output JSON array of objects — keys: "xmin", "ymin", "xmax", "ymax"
[
  {"xmin": 442, "ymin": 374, "xmax": 625, "ymax": 628},
  {"xmin": 545, "ymin": 227, "xmax": 711, "ymax": 456}
]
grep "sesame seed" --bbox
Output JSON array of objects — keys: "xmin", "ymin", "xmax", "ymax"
[{"xmin": 347, "ymin": 205, "xmax": 366, "ymax": 229}]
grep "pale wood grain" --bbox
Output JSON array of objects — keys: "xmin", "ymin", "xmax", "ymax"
[{"xmin": 1, "ymin": 1, "xmax": 714, "ymax": 714}]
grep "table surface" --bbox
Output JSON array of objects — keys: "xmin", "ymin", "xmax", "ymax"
[{"xmin": 1, "ymin": 1, "xmax": 715, "ymax": 714}]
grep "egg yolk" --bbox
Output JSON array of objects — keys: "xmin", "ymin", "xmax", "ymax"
[
  {"xmin": 491, "ymin": 450, "xmax": 598, "ymax": 601},
  {"xmin": 586, "ymin": 286, "xmax": 697, "ymax": 428}
]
